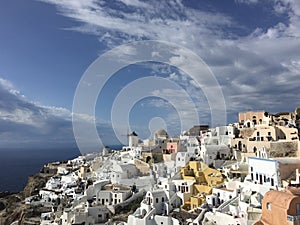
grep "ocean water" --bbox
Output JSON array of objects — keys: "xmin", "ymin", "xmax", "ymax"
[{"xmin": 0, "ymin": 148, "xmax": 80, "ymax": 192}]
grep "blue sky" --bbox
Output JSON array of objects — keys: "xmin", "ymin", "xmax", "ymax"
[{"xmin": 0, "ymin": 0, "xmax": 300, "ymax": 151}]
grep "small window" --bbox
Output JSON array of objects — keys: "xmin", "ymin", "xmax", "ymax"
[
  {"xmin": 267, "ymin": 202, "xmax": 271, "ymax": 210},
  {"xmin": 156, "ymin": 198, "xmax": 158, "ymax": 203}
]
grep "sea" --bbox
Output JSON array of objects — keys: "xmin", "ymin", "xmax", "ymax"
[
  {"xmin": 0, "ymin": 145, "xmax": 123, "ymax": 192},
  {"xmin": 0, "ymin": 148, "xmax": 80, "ymax": 192}
]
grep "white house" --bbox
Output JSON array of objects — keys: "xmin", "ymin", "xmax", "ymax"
[
  {"xmin": 111, "ymin": 163, "xmax": 139, "ymax": 184},
  {"xmin": 60, "ymin": 202, "xmax": 110, "ymax": 225},
  {"xmin": 153, "ymin": 161, "xmax": 176, "ymax": 180},
  {"xmin": 127, "ymin": 185, "xmax": 181, "ymax": 225},
  {"xmin": 199, "ymin": 144, "xmax": 230, "ymax": 167},
  {"xmin": 171, "ymin": 179, "xmax": 194, "ymax": 204},
  {"xmin": 206, "ymin": 187, "xmax": 239, "ymax": 208},
  {"xmin": 96, "ymin": 184, "xmax": 132, "ymax": 206},
  {"xmin": 247, "ymin": 157, "xmax": 280, "ymax": 188},
  {"xmin": 175, "ymin": 152, "xmax": 194, "ymax": 169}
]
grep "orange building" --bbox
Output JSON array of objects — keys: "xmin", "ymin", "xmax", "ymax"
[
  {"xmin": 238, "ymin": 111, "xmax": 269, "ymax": 127},
  {"xmin": 258, "ymin": 188, "xmax": 300, "ymax": 225}
]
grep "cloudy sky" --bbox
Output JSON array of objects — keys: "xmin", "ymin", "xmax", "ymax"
[{"xmin": 1, "ymin": 0, "xmax": 300, "ymax": 150}]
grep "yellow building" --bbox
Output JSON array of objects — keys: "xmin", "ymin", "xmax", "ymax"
[
  {"xmin": 180, "ymin": 161, "xmax": 224, "ymax": 211},
  {"xmin": 78, "ymin": 164, "xmax": 93, "ymax": 180}
]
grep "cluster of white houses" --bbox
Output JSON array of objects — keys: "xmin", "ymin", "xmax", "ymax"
[{"xmin": 20, "ymin": 109, "xmax": 300, "ymax": 225}]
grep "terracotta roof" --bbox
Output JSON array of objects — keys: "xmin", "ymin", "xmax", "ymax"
[
  {"xmin": 284, "ymin": 187, "xmax": 300, "ymax": 196},
  {"xmin": 263, "ymin": 190, "xmax": 296, "ymax": 209}
]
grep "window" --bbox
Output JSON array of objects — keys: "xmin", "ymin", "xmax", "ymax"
[
  {"xmin": 162, "ymin": 197, "xmax": 164, "ymax": 202},
  {"xmin": 156, "ymin": 198, "xmax": 158, "ymax": 203},
  {"xmin": 267, "ymin": 202, "xmax": 271, "ymax": 210},
  {"xmin": 297, "ymin": 204, "xmax": 300, "ymax": 216},
  {"xmin": 257, "ymin": 132, "xmax": 260, "ymax": 136}
]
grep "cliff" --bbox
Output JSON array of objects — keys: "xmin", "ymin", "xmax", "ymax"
[
  {"xmin": 23, "ymin": 173, "xmax": 52, "ymax": 198},
  {"xmin": 0, "ymin": 172, "xmax": 53, "ymax": 225}
]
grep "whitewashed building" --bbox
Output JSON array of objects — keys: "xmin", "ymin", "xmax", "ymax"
[
  {"xmin": 199, "ymin": 144, "xmax": 230, "ymax": 167},
  {"xmin": 96, "ymin": 184, "xmax": 132, "ymax": 206},
  {"xmin": 111, "ymin": 163, "xmax": 139, "ymax": 184}
]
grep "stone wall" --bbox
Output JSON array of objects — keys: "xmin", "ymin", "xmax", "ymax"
[{"xmin": 270, "ymin": 141, "xmax": 299, "ymax": 157}]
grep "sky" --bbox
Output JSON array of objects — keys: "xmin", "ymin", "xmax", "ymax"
[{"xmin": 0, "ymin": 0, "xmax": 300, "ymax": 151}]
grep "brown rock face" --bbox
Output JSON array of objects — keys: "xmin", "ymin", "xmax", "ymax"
[
  {"xmin": 23, "ymin": 173, "xmax": 52, "ymax": 198},
  {"xmin": 0, "ymin": 172, "xmax": 52, "ymax": 224}
]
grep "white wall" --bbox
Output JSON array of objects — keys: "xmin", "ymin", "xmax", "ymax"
[{"xmin": 247, "ymin": 157, "xmax": 280, "ymax": 188}]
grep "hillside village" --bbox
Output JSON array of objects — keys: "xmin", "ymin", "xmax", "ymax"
[{"xmin": 3, "ymin": 108, "xmax": 300, "ymax": 225}]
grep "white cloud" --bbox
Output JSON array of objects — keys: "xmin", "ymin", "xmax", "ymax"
[
  {"xmin": 40, "ymin": 0, "xmax": 300, "ymax": 121},
  {"xmin": 0, "ymin": 78, "xmax": 117, "ymax": 149}
]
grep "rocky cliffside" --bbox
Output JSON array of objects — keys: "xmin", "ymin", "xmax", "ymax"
[
  {"xmin": 0, "ymin": 192, "xmax": 24, "ymax": 225},
  {"xmin": 0, "ymin": 172, "xmax": 52, "ymax": 225},
  {"xmin": 23, "ymin": 173, "xmax": 52, "ymax": 198}
]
